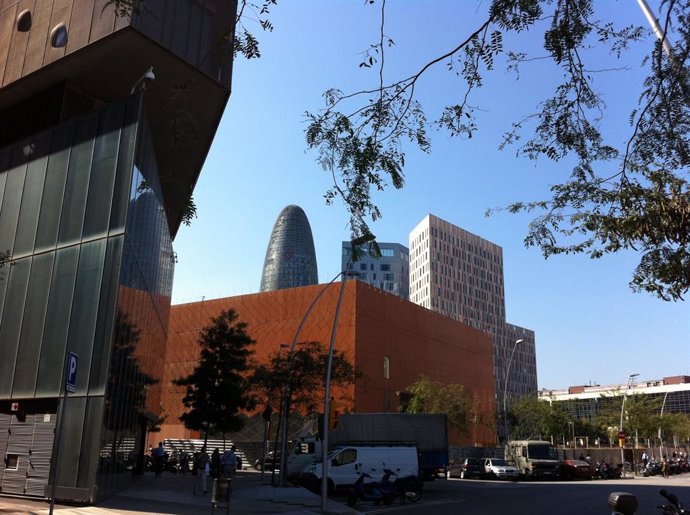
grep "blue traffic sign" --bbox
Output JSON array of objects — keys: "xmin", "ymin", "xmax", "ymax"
[{"xmin": 66, "ymin": 352, "xmax": 79, "ymax": 393}]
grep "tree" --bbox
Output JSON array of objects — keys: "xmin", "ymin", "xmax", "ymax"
[
  {"xmin": 174, "ymin": 309, "xmax": 255, "ymax": 435},
  {"xmin": 305, "ymin": 0, "xmax": 690, "ymax": 301},
  {"xmin": 508, "ymin": 396, "xmax": 572, "ymax": 440},
  {"xmin": 400, "ymin": 376, "xmax": 476, "ymax": 436},
  {"xmin": 250, "ymin": 340, "xmax": 357, "ymax": 416}
]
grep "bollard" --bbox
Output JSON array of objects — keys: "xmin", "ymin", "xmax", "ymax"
[{"xmin": 211, "ymin": 478, "xmax": 231, "ymax": 514}]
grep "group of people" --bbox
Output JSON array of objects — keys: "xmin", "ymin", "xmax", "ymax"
[
  {"xmin": 641, "ymin": 450, "xmax": 690, "ymax": 478},
  {"xmin": 192, "ymin": 445, "xmax": 240, "ymax": 496}
]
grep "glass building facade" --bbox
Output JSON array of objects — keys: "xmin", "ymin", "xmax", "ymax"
[
  {"xmin": 260, "ymin": 205, "xmax": 318, "ymax": 292},
  {"xmin": 0, "ymin": 95, "xmax": 172, "ymax": 502}
]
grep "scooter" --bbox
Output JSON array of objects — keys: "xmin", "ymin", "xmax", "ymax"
[
  {"xmin": 377, "ymin": 468, "xmax": 421, "ymax": 503},
  {"xmin": 658, "ymin": 489, "xmax": 686, "ymax": 515},
  {"xmin": 608, "ymin": 489, "xmax": 686, "ymax": 514},
  {"xmin": 346, "ymin": 470, "xmax": 394, "ymax": 507}
]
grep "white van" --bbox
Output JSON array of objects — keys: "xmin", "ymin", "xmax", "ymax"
[{"xmin": 300, "ymin": 446, "xmax": 419, "ymax": 492}]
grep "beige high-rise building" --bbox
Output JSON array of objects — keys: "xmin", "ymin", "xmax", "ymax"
[{"xmin": 409, "ymin": 215, "xmax": 537, "ymax": 441}]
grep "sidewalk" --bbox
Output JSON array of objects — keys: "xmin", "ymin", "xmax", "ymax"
[{"xmin": 0, "ymin": 471, "xmax": 360, "ymax": 515}]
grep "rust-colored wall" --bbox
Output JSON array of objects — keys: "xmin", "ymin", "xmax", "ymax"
[{"xmin": 162, "ymin": 281, "xmax": 496, "ymax": 446}]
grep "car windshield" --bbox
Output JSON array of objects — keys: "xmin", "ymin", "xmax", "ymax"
[
  {"xmin": 491, "ymin": 459, "xmax": 507, "ymax": 466},
  {"xmin": 528, "ymin": 444, "xmax": 557, "ymax": 460}
]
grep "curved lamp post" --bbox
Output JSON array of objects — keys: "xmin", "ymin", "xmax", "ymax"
[{"xmin": 502, "ymin": 339, "xmax": 523, "ymax": 444}]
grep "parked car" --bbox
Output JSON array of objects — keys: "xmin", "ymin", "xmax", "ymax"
[
  {"xmin": 484, "ymin": 458, "xmax": 520, "ymax": 479},
  {"xmin": 448, "ymin": 458, "xmax": 485, "ymax": 479},
  {"xmin": 254, "ymin": 451, "xmax": 281, "ymax": 471},
  {"xmin": 560, "ymin": 459, "xmax": 596, "ymax": 480}
]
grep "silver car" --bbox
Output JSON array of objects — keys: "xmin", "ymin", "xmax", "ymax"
[{"xmin": 484, "ymin": 458, "xmax": 520, "ymax": 479}]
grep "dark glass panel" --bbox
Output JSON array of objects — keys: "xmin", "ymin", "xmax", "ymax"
[
  {"xmin": 13, "ymin": 137, "xmax": 50, "ymax": 256},
  {"xmin": 83, "ymin": 102, "xmax": 125, "ymax": 240},
  {"xmin": 34, "ymin": 122, "xmax": 75, "ymax": 253},
  {"xmin": 55, "ymin": 395, "xmax": 86, "ymax": 487},
  {"xmin": 109, "ymin": 96, "xmax": 140, "ymax": 234},
  {"xmin": 12, "ymin": 253, "xmax": 54, "ymax": 397},
  {"xmin": 89, "ymin": 236, "xmax": 123, "ymax": 394},
  {"xmin": 66, "ymin": 239, "xmax": 106, "ymax": 395},
  {"xmin": 0, "ymin": 258, "xmax": 31, "ymax": 396},
  {"xmin": 0, "ymin": 146, "xmax": 11, "ymax": 225},
  {"xmin": 58, "ymin": 116, "xmax": 98, "ymax": 246},
  {"xmin": 35, "ymin": 246, "xmax": 79, "ymax": 397},
  {"xmin": 77, "ymin": 397, "xmax": 104, "ymax": 489},
  {"xmin": 0, "ymin": 147, "xmax": 27, "ymax": 259}
]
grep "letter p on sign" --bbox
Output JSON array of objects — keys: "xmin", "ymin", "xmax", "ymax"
[{"xmin": 66, "ymin": 352, "xmax": 79, "ymax": 393}]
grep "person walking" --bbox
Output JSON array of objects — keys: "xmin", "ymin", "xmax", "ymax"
[
  {"xmin": 220, "ymin": 446, "xmax": 237, "ymax": 478},
  {"xmin": 152, "ymin": 442, "xmax": 165, "ymax": 477},
  {"xmin": 193, "ymin": 447, "xmax": 210, "ymax": 495},
  {"xmin": 211, "ymin": 448, "xmax": 221, "ymax": 478},
  {"xmin": 662, "ymin": 456, "xmax": 669, "ymax": 478}
]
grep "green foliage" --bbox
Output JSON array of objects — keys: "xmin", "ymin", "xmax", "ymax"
[
  {"xmin": 508, "ymin": 396, "xmax": 571, "ymax": 440},
  {"xmin": 400, "ymin": 376, "xmax": 474, "ymax": 436},
  {"xmin": 250, "ymin": 341, "xmax": 357, "ymax": 415},
  {"xmin": 174, "ymin": 309, "xmax": 255, "ymax": 434},
  {"xmin": 104, "ymin": 0, "xmax": 146, "ymax": 17},
  {"xmin": 305, "ymin": 0, "xmax": 690, "ymax": 301},
  {"xmin": 595, "ymin": 392, "xmax": 664, "ymax": 440}
]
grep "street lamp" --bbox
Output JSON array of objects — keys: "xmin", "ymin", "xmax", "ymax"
[
  {"xmin": 502, "ymin": 338, "xmax": 523, "ymax": 444},
  {"xmin": 619, "ymin": 373, "xmax": 639, "ymax": 476}
]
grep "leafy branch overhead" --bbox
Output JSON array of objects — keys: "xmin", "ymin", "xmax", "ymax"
[{"xmin": 305, "ymin": 0, "xmax": 690, "ymax": 301}]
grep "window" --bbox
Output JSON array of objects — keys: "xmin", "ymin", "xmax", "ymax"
[
  {"xmin": 384, "ymin": 273, "xmax": 394, "ymax": 281},
  {"xmin": 359, "ymin": 263, "xmax": 367, "ymax": 271},
  {"xmin": 380, "ymin": 264, "xmax": 391, "ymax": 271},
  {"xmin": 333, "ymin": 449, "xmax": 357, "ymax": 466},
  {"xmin": 5, "ymin": 454, "xmax": 18, "ymax": 470},
  {"xmin": 381, "ymin": 248, "xmax": 394, "ymax": 257},
  {"xmin": 50, "ymin": 23, "xmax": 68, "ymax": 47},
  {"xmin": 17, "ymin": 9, "xmax": 32, "ymax": 31},
  {"xmin": 383, "ymin": 356, "xmax": 390, "ymax": 379}
]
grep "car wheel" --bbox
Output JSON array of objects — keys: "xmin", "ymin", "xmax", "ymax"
[
  {"xmin": 405, "ymin": 489, "xmax": 421, "ymax": 503},
  {"xmin": 254, "ymin": 463, "xmax": 263, "ymax": 471}
]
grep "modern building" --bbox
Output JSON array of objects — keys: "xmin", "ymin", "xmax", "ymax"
[
  {"xmin": 260, "ymin": 205, "xmax": 318, "ymax": 292},
  {"xmin": 0, "ymin": 0, "xmax": 235, "ymax": 502},
  {"xmin": 539, "ymin": 375, "xmax": 690, "ymax": 422},
  {"xmin": 341, "ymin": 241, "xmax": 409, "ymax": 300},
  {"xmin": 161, "ymin": 281, "xmax": 497, "ymax": 447},
  {"xmin": 408, "ymin": 214, "xmax": 537, "ymax": 440}
]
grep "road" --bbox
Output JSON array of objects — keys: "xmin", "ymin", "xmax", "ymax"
[{"xmin": 341, "ymin": 474, "xmax": 690, "ymax": 514}]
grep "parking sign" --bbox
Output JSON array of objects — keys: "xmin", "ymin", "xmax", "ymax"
[{"xmin": 66, "ymin": 352, "xmax": 79, "ymax": 393}]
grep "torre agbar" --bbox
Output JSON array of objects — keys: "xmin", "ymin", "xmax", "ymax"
[{"xmin": 0, "ymin": 0, "xmax": 235, "ymax": 502}]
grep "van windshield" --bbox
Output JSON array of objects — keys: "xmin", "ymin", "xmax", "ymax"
[{"xmin": 527, "ymin": 444, "xmax": 557, "ymax": 460}]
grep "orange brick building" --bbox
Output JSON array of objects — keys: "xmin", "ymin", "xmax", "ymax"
[{"xmin": 161, "ymin": 281, "xmax": 496, "ymax": 446}]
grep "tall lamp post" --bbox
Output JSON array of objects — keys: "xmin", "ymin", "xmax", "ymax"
[
  {"xmin": 502, "ymin": 339, "xmax": 523, "ymax": 444},
  {"xmin": 619, "ymin": 373, "xmax": 639, "ymax": 476}
]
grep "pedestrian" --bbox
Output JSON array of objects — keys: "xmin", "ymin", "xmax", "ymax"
[
  {"xmin": 152, "ymin": 442, "xmax": 165, "ymax": 477},
  {"xmin": 641, "ymin": 451, "xmax": 649, "ymax": 467},
  {"xmin": 220, "ymin": 446, "xmax": 237, "ymax": 478},
  {"xmin": 211, "ymin": 448, "xmax": 221, "ymax": 478},
  {"xmin": 662, "ymin": 456, "xmax": 669, "ymax": 478},
  {"xmin": 179, "ymin": 451, "xmax": 189, "ymax": 474},
  {"xmin": 193, "ymin": 447, "xmax": 210, "ymax": 495}
]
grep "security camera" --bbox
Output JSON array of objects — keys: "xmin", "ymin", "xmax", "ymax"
[{"xmin": 130, "ymin": 66, "xmax": 156, "ymax": 94}]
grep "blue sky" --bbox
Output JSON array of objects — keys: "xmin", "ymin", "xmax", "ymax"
[{"xmin": 170, "ymin": 1, "xmax": 689, "ymax": 390}]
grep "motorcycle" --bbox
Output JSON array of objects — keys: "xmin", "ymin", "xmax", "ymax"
[
  {"xmin": 346, "ymin": 471, "xmax": 395, "ymax": 507},
  {"xmin": 608, "ymin": 489, "xmax": 685, "ymax": 515}
]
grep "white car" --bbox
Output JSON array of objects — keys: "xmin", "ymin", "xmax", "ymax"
[{"xmin": 484, "ymin": 458, "xmax": 520, "ymax": 479}]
